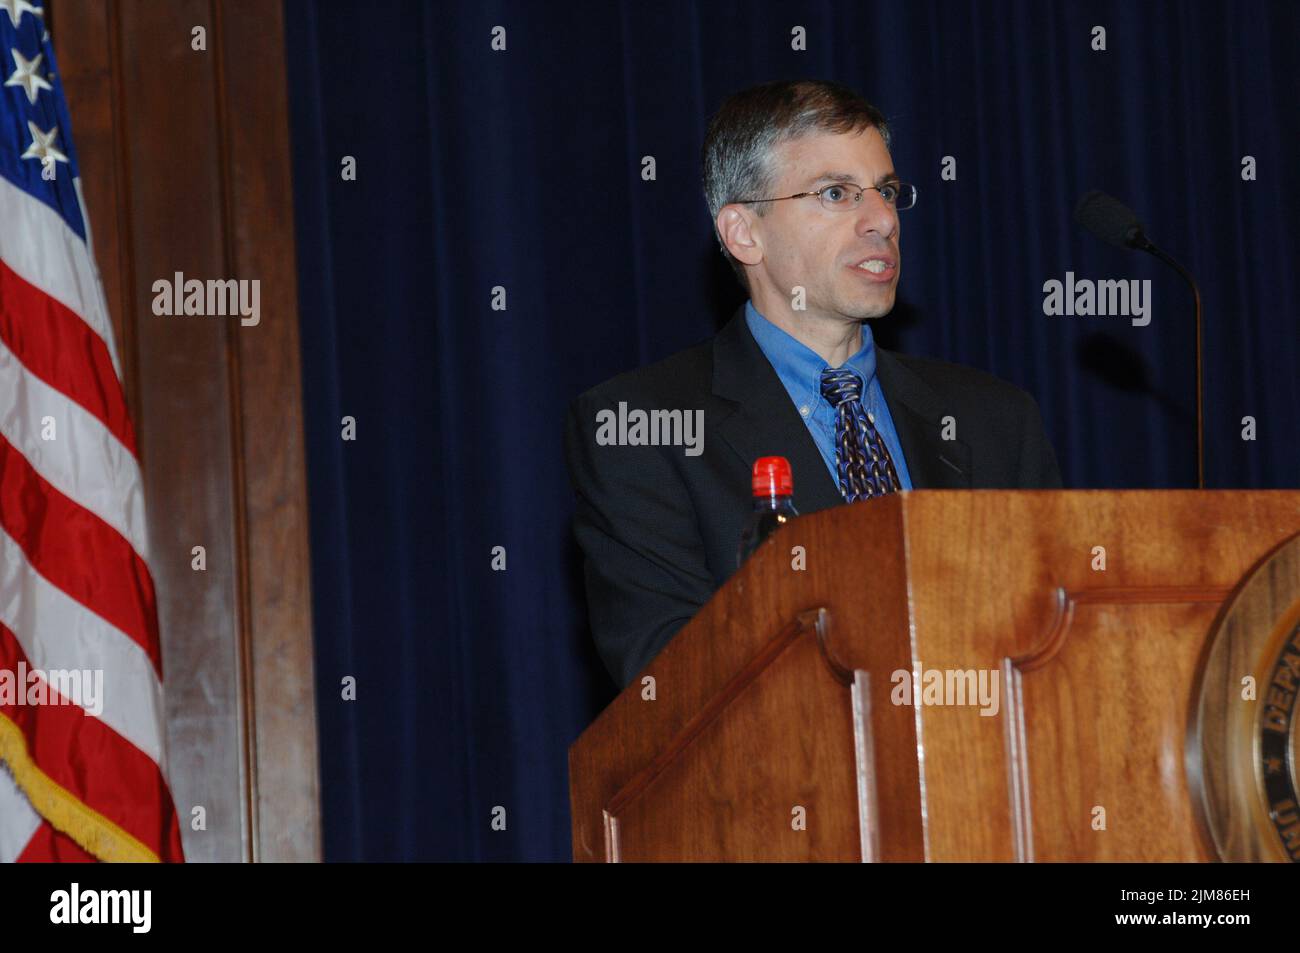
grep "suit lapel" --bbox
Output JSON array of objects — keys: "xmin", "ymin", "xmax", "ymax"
[
  {"xmin": 711, "ymin": 308, "xmax": 844, "ymax": 514},
  {"xmin": 710, "ymin": 309, "xmax": 972, "ymax": 499},
  {"xmin": 874, "ymin": 348, "xmax": 972, "ymax": 488}
]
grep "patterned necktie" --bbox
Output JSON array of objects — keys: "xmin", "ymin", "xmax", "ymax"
[{"xmin": 820, "ymin": 367, "xmax": 900, "ymax": 502}]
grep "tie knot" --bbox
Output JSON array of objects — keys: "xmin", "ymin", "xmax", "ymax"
[{"xmin": 820, "ymin": 367, "xmax": 863, "ymax": 407}]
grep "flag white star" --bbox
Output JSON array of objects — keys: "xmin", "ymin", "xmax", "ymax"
[
  {"xmin": 0, "ymin": 0, "xmax": 42, "ymax": 30},
  {"xmin": 20, "ymin": 119, "xmax": 66, "ymax": 165},
  {"xmin": 5, "ymin": 48, "xmax": 51, "ymax": 104}
]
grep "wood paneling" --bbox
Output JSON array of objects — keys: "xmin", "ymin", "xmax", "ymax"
[
  {"xmin": 50, "ymin": 0, "xmax": 319, "ymax": 862},
  {"xmin": 606, "ymin": 611, "xmax": 860, "ymax": 861},
  {"xmin": 570, "ymin": 490, "xmax": 1300, "ymax": 862},
  {"xmin": 219, "ymin": 0, "xmax": 320, "ymax": 863},
  {"xmin": 903, "ymin": 491, "xmax": 1300, "ymax": 861},
  {"xmin": 1008, "ymin": 590, "xmax": 1226, "ymax": 861}
]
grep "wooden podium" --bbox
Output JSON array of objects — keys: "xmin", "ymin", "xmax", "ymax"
[{"xmin": 569, "ymin": 490, "xmax": 1300, "ymax": 862}]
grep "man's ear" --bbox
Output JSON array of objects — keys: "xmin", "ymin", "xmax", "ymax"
[{"xmin": 717, "ymin": 205, "xmax": 764, "ymax": 267}]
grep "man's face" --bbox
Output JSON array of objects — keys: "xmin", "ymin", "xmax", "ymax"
[{"xmin": 742, "ymin": 127, "xmax": 901, "ymax": 321}]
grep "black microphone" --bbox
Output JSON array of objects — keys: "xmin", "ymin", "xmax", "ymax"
[{"xmin": 1073, "ymin": 191, "xmax": 1205, "ymax": 489}]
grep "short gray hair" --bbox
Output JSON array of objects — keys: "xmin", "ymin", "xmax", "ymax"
[{"xmin": 702, "ymin": 80, "xmax": 891, "ymax": 292}]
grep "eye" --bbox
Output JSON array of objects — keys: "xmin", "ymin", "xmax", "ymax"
[
  {"xmin": 879, "ymin": 184, "xmax": 899, "ymax": 203},
  {"xmin": 823, "ymin": 185, "xmax": 848, "ymax": 204}
]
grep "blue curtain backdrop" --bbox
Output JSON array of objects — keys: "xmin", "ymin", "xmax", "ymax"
[{"xmin": 282, "ymin": 0, "xmax": 1300, "ymax": 861}]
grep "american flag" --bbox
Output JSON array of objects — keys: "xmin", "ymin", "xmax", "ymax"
[{"xmin": 0, "ymin": 0, "xmax": 182, "ymax": 861}]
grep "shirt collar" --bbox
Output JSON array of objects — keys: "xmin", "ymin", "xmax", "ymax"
[{"xmin": 744, "ymin": 300, "xmax": 878, "ymax": 407}]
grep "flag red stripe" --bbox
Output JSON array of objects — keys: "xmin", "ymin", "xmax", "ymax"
[
  {"xmin": 0, "ymin": 624, "xmax": 183, "ymax": 862},
  {"xmin": 16, "ymin": 820, "xmax": 99, "ymax": 862},
  {"xmin": 0, "ymin": 435, "xmax": 162, "ymax": 675},
  {"xmin": 0, "ymin": 256, "xmax": 137, "ymax": 457}
]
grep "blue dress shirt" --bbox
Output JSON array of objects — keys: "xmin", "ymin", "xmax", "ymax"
[{"xmin": 745, "ymin": 300, "xmax": 913, "ymax": 491}]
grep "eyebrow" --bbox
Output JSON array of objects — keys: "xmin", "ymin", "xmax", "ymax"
[{"xmin": 804, "ymin": 170, "xmax": 900, "ymax": 189}]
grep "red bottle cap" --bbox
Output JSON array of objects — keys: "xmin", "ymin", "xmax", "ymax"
[{"xmin": 752, "ymin": 456, "xmax": 793, "ymax": 497}]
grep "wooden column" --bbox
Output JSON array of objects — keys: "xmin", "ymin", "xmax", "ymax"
[{"xmin": 49, "ymin": 0, "xmax": 320, "ymax": 862}]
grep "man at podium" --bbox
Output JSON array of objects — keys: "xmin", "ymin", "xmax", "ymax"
[{"xmin": 564, "ymin": 79, "xmax": 1062, "ymax": 688}]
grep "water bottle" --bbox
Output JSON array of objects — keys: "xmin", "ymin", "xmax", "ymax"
[{"xmin": 738, "ymin": 456, "xmax": 799, "ymax": 568}]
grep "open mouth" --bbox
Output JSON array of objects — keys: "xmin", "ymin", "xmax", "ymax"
[{"xmin": 850, "ymin": 257, "xmax": 897, "ymax": 281}]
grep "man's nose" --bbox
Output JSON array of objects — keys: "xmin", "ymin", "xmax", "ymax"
[{"xmin": 855, "ymin": 190, "xmax": 898, "ymax": 238}]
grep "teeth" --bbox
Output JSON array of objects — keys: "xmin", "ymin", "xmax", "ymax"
[{"xmin": 858, "ymin": 259, "xmax": 888, "ymax": 274}]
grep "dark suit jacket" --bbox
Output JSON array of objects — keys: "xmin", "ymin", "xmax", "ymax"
[{"xmin": 564, "ymin": 306, "xmax": 1062, "ymax": 688}]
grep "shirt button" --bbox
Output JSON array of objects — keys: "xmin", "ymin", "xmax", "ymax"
[{"xmin": 799, "ymin": 404, "xmax": 810, "ymax": 417}]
